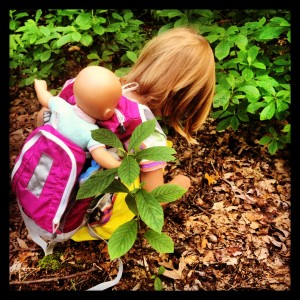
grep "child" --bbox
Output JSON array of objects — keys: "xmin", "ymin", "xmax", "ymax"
[
  {"xmin": 37, "ymin": 26, "xmax": 215, "ymax": 194},
  {"xmin": 34, "ymin": 65, "xmax": 122, "ymax": 170}
]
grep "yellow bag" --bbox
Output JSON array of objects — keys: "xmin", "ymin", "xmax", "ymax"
[{"xmin": 71, "ymin": 179, "xmax": 137, "ymax": 242}]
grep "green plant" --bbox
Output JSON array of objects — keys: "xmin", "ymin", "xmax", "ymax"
[
  {"xmin": 76, "ymin": 119, "xmax": 186, "ymax": 260},
  {"xmin": 151, "ymin": 266, "xmax": 166, "ymax": 291}
]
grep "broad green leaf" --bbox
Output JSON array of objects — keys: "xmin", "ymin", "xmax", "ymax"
[
  {"xmin": 118, "ymin": 156, "xmax": 140, "ymax": 186},
  {"xmin": 102, "ymin": 179, "xmax": 130, "ymax": 194},
  {"xmin": 237, "ymin": 85, "xmax": 260, "ymax": 102},
  {"xmin": 259, "ymin": 26, "xmax": 287, "ymax": 40},
  {"xmin": 91, "ymin": 128, "xmax": 124, "ymax": 150},
  {"xmin": 260, "ymin": 102, "xmax": 276, "ymax": 120},
  {"xmin": 276, "ymin": 99, "xmax": 289, "ymax": 112},
  {"xmin": 210, "ymin": 110, "xmax": 233, "ymax": 119},
  {"xmin": 230, "ymin": 115, "xmax": 239, "ymax": 131},
  {"xmin": 150, "ymin": 184, "xmax": 186, "ymax": 203},
  {"xmin": 136, "ymin": 189, "xmax": 164, "ymax": 233},
  {"xmin": 71, "ymin": 31, "xmax": 81, "ymax": 42},
  {"xmin": 216, "ymin": 117, "xmax": 231, "ymax": 131},
  {"xmin": 232, "ymin": 33, "xmax": 248, "ymax": 50},
  {"xmin": 242, "ymin": 68, "xmax": 254, "ymax": 81},
  {"xmin": 268, "ymin": 140, "xmax": 279, "ymax": 155},
  {"xmin": 125, "ymin": 193, "xmax": 138, "ymax": 215},
  {"xmin": 108, "ymin": 219, "xmax": 138, "ymax": 260},
  {"xmin": 213, "ymin": 89, "xmax": 231, "ymax": 109},
  {"xmin": 93, "ymin": 24, "xmax": 105, "ymax": 35},
  {"xmin": 154, "ymin": 277, "xmax": 163, "ymax": 291},
  {"xmin": 134, "ymin": 146, "xmax": 176, "ymax": 162},
  {"xmin": 126, "ymin": 51, "xmax": 137, "ymax": 63},
  {"xmin": 128, "ymin": 119, "xmax": 156, "ymax": 151},
  {"xmin": 56, "ymin": 33, "xmax": 72, "ymax": 47},
  {"xmin": 252, "ymin": 61, "xmax": 266, "ymax": 69},
  {"xmin": 80, "ymin": 33, "xmax": 93, "ymax": 47},
  {"xmin": 144, "ymin": 229, "xmax": 174, "ymax": 253},
  {"xmin": 259, "ymin": 136, "xmax": 273, "ymax": 145},
  {"xmin": 256, "ymin": 79, "xmax": 277, "ymax": 95},
  {"xmin": 76, "ymin": 168, "xmax": 118, "ymax": 199},
  {"xmin": 75, "ymin": 13, "xmax": 92, "ymax": 30},
  {"xmin": 215, "ymin": 40, "xmax": 231, "ymax": 61},
  {"xmin": 247, "ymin": 46, "xmax": 259, "ymax": 65},
  {"xmin": 40, "ymin": 50, "xmax": 51, "ymax": 62},
  {"xmin": 237, "ymin": 111, "xmax": 249, "ymax": 122}
]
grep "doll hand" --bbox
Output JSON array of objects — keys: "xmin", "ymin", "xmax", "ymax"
[{"xmin": 34, "ymin": 79, "xmax": 48, "ymax": 92}]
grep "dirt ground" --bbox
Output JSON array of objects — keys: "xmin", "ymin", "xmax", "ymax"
[{"xmin": 8, "ymin": 61, "xmax": 292, "ymax": 294}]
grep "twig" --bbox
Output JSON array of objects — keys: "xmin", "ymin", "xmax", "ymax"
[{"xmin": 10, "ymin": 267, "xmax": 97, "ymax": 285}]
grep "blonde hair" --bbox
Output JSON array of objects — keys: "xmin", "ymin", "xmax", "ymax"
[{"xmin": 122, "ymin": 27, "xmax": 215, "ymax": 144}]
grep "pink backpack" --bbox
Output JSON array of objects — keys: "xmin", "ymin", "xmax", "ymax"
[{"xmin": 11, "ymin": 124, "xmax": 92, "ymax": 251}]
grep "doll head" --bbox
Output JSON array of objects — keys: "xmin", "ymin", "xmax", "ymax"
[{"xmin": 73, "ymin": 66, "xmax": 122, "ymax": 121}]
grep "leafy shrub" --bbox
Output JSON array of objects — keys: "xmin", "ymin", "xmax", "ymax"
[{"xmin": 9, "ymin": 9, "xmax": 290, "ymax": 153}]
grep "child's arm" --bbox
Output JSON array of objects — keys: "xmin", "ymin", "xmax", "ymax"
[
  {"xmin": 90, "ymin": 147, "xmax": 121, "ymax": 170},
  {"xmin": 34, "ymin": 79, "xmax": 53, "ymax": 108},
  {"xmin": 140, "ymin": 169, "xmax": 191, "ymax": 192}
]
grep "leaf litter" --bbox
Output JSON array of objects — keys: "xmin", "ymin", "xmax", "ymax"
[{"xmin": 9, "ymin": 78, "xmax": 291, "ymax": 291}]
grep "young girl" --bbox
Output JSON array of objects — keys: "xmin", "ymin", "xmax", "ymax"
[{"xmin": 37, "ymin": 26, "xmax": 215, "ymax": 195}]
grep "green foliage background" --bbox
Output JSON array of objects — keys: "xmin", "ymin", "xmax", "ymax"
[{"xmin": 9, "ymin": 8, "xmax": 291, "ymax": 154}]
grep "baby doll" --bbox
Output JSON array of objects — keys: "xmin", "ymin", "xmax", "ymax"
[{"xmin": 34, "ymin": 65, "xmax": 122, "ymax": 170}]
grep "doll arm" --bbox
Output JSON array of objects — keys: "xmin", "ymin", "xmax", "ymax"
[
  {"xmin": 90, "ymin": 147, "xmax": 121, "ymax": 170},
  {"xmin": 34, "ymin": 79, "xmax": 53, "ymax": 108}
]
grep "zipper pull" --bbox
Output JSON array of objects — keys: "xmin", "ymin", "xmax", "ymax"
[{"xmin": 115, "ymin": 109, "xmax": 126, "ymax": 134}]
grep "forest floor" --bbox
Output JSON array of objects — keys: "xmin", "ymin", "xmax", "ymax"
[{"xmin": 8, "ymin": 60, "xmax": 292, "ymax": 295}]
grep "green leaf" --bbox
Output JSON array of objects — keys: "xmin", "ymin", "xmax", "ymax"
[
  {"xmin": 125, "ymin": 193, "xmax": 138, "ymax": 215},
  {"xmin": 118, "ymin": 156, "xmax": 140, "ymax": 186},
  {"xmin": 136, "ymin": 189, "xmax": 164, "ymax": 233},
  {"xmin": 259, "ymin": 26, "xmax": 287, "ymax": 40},
  {"xmin": 134, "ymin": 146, "xmax": 176, "ymax": 162},
  {"xmin": 259, "ymin": 136, "xmax": 273, "ymax": 145},
  {"xmin": 56, "ymin": 33, "xmax": 73, "ymax": 47},
  {"xmin": 252, "ymin": 61, "xmax": 266, "ymax": 69},
  {"xmin": 154, "ymin": 277, "xmax": 163, "ymax": 291},
  {"xmin": 242, "ymin": 68, "xmax": 254, "ymax": 81},
  {"xmin": 91, "ymin": 128, "xmax": 124, "ymax": 150},
  {"xmin": 75, "ymin": 13, "xmax": 92, "ymax": 30},
  {"xmin": 102, "ymin": 179, "xmax": 130, "ymax": 194},
  {"xmin": 230, "ymin": 115, "xmax": 239, "ymax": 131},
  {"xmin": 260, "ymin": 102, "xmax": 276, "ymax": 120},
  {"xmin": 215, "ymin": 40, "xmax": 231, "ymax": 61},
  {"xmin": 108, "ymin": 219, "xmax": 138, "ymax": 260},
  {"xmin": 126, "ymin": 51, "xmax": 138, "ymax": 63},
  {"xmin": 76, "ymin": 168, "xmax": 118, "ymax": 199},
  {"xmin": 150, "ymin": 184, "xmax": 186, "ymax": 203},
  {"xmin": 40, "ymin": 50, "xmax": 51, "ymax": 62},
  {"xmin": 128, "ymin": 119, "xmax": 156, "ymax": 151},
  {"xmin": 232, "ymin": 33, "xmax": 248, "ymax": 50},
  {"xmin": 247, "ymin": 102, "xmax": 266, "ymax": 114},
  {"xmin": 144, "ymin": 229, "xmax": 174, "ymax": 253},
  {"xmin": 247, "ymin": 46, "xmax": 259, "ymax": 65},
  {"xmin": 276, "ymin": 99, "xmax": 289, "ymax": 112},
  {"xmin": 268, "ymin": 140, "xmax": 279, "ymax": 155},
  {"xmin": 80, "ymin": 33, "xmax": 93, "ymax": 47},
  {"xmin": 71, "ymin": 31, "xmax": 81, "ymax": 42},
  {"xmin": 237, "ymin": 85, "xmax": 260, "ymax": 102},
  {"xmin": 213, "ymin": 89, "xmax": 231, "ymax": 109},
  {"xmin": 216, "ymin": 117, "xmax": 231, "ymax": 131}
]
